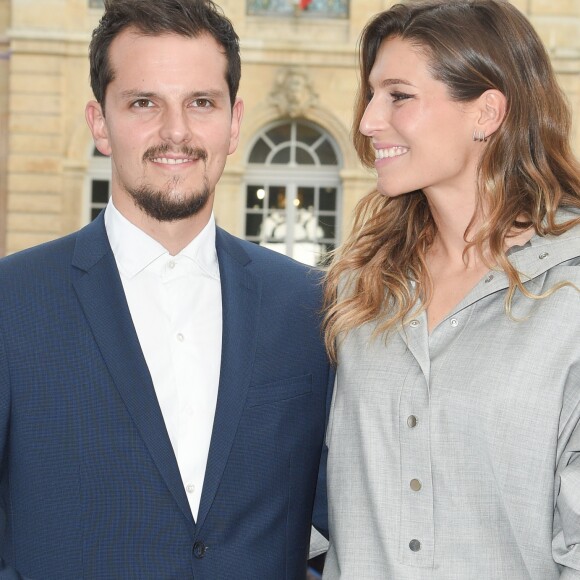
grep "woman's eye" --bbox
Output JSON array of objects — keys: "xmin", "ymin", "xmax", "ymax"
[{"xmin": 391, "ymin": 92, "xmax": 413, "ymax": 102}]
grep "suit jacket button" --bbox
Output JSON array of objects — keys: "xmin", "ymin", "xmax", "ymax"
[{"xmin": 193, "ymin": 540, "xmax": 207, "ymax": 559}]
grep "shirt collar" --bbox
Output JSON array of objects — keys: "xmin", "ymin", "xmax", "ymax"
[
  {"xmin": 104, "ymin": 199, "xmax": 220, "ymax": 280},
  {"xmin": 507, "ymin": 207, "xmax": 580, "ymax": 276}
]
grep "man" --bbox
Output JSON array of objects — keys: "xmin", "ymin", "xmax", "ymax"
[{"xmin": 0, "ymin": 0, "xmax": 332, "ymax": 577}]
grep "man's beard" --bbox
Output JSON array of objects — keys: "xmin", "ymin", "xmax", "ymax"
[
  {"xmin": 127, "ymin": 177, "xmax": 211, "ymax": 222},
  {"xmin": 127, "ymin": 144, "xmax": 211, "ymax": 222}
]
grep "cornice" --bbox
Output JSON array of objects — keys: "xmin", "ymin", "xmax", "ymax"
[
  {"xmin": 7, "ymin": 28, "xmax": 91, "ymax": 43},
  {"xmin": 5, "ymin": 27, "xmax": 580, "ymax": 72}
]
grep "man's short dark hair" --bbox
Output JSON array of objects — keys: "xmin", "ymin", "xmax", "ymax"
[{"xmin": 89, "ymin": 0, "xmax": 241, "ymax": 110}]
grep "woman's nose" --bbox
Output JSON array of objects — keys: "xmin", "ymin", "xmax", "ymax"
[{"xmin": 359, "ymin": 97, "xmax": 386, "ymax": 137}]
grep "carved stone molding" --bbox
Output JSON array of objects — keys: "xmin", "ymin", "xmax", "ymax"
[{"xmin": 269, "ymin": 67, "xmax": 318, "ymax": 118}]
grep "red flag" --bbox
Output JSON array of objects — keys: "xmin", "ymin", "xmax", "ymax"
[{"xmin": 300, "ymin": 0, "xmax": 312, "ymax": 9}]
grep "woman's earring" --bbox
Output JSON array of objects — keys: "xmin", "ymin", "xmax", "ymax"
[{"xmin": 472, "ymin": 129, "xmax": 488, "ymax": 142}]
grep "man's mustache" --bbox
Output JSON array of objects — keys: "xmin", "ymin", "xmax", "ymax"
[{"xmin": 142, "ymin": 144, "xmax": 208, "ymax": 163}]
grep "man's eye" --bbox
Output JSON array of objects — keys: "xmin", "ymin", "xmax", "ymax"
[
  {"xmin": 193, "ymin": 98, "xmax": 212, "ymax": 108},
  {"xmin": 132, "ymin": 99, "xmax": 154, "ymax": 108}
]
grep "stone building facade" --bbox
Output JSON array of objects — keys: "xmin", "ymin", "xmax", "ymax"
[{"xmin": 0, "ymin": 0, "xmax": 579, "ymax": 258}]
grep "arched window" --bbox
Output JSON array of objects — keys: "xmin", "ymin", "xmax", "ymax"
[{"xmin": 244, "ymin": 120, "xmax": 341, "ymax": 266}]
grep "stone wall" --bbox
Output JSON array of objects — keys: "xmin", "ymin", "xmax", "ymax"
[{"xmin": 1, "ymin": 0, "xmax": 579, "ymax": 254}]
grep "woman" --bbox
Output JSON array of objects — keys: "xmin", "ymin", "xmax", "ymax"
[{"xmin": 323, "ymin": 1, "xmax": 580, "ymax": 578}]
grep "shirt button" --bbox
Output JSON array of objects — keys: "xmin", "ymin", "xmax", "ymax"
[
  {"xmin": 409, "ymin": 539, "xmax": 421, "ymax": 552},
  {"xmin": 450, "ymin": 318, "xmax": 458, "ymax": 327},
  {"xmin": 407, "ymin": 415, "xmax": 418, "ymax": 428},
  {"xmin": 176, "ymin": 333, "xmax": 185, "ymax": 342},
  {"xmin": 186, "ymin": 483, "xmax": 195, "ymax": 494},
  {"xmin": 410, "ymin": 319, "xmax": 420, "ymax": 328},
  {"xmin": 410, "ymin": 479, "xmax": 422, "ymax": 492},
  {"xmin": 484, "ymin": 274, "xmax": 494, "ymax": 283},
  {"xmin": 168, "ymin": 260, "xmax": 176, "ymax": 269},
  {"xmin": 539, "ymin": 252, "xmax": 549, "ymax": 260}
]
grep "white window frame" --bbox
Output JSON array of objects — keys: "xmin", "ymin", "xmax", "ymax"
[{"xmin": 244, "ymin": 119, "xmax": 342, "ymax": 266}]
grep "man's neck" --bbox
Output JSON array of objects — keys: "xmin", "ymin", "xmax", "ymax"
[{"xmin": 112, "ymin": 194, "xmax": 213, "ymax": 256}]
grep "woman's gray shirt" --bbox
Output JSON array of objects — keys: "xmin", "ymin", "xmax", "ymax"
[{"xmin": 325, "ymin": 209, "xmax": 580, "ymax": 579}]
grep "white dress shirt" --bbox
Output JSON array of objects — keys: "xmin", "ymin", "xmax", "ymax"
[{"xmin": 104, "ymin": 200, "xmax": 222, "ymax": 520}]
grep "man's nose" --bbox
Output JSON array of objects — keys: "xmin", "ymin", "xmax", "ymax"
[{"xmin": 159, "ymin": 107, "xmax": 192, "ymax": 144}]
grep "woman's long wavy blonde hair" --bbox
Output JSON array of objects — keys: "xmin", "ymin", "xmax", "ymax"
[{"xmin": 323, "ymin": 0, "xmax": 580, "ymax": 362}]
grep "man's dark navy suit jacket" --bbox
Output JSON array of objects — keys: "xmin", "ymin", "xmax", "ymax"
[{"xmin": 0, "ymin": 213, "xmax": 332, "ymax": 579}]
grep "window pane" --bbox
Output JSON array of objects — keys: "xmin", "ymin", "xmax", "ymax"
[
  {"xmin": 267, "ymin": 124, "xmax": 291, "ymax": 145},
  {"xmin": 245, "ymin": 213, "xmax": 263, "ymax": 238},
  {"xmin": 296, "ymin": 209, "xmax": 322, "ymax": 242},
  {"xmin": 316, "ymin": 140, "xmax": 338, "ymax": 165},
  {"xmin": 295, "ymin": 147, "xmax": 315, "ymax": 165},
  {"xmin": 296, "ymin": 123, "xmax": 321, "ymax": 146},
  {"xmin": 247, "ymin": 0, "xmax": 348, "ymax": 18},
  {"xmin": 320, "ymin": 187, "xmax": 337, "ymax": 210},
  {"xmin": 306, "ymin": 0, "xmax": 348, "ymax": 17},
  {"xmin": 262, "ymin": 211, "xmax": 287, "ymax": 242},
  {"xmin": 263, "ymin": 191, "xmax": 286, "ymax": 242},
  {"xmin": 248, "ymin": 138, "xmax": 271, "ymax": 164},
  {"xmin": 246, "ymin": 185, "xmax": 266, "ymax": 209},
  {"xmin": 248, "ymin": 0, "xmax": 293, "ymax": 16},
  {"xmin": 269, "ymin": 186, "xmax": 286, "ymax": 209},
  {"xmin": 91, "ymin": 208, "xmax": 103, "ymax": 221},
  {"xmin": 297, "ymin": 187, "xmax": 315, "ymax": 210},
  {"xmin": 271, "ymin": 148, "xmax": 291, "ymax": 164},
  {"xmin": 91, "ymin": 179, "xmax": 109, "ymax": 204},
  {"xmin": 318, "ymin": 215, "xmax": 336, "ymax": 239}
]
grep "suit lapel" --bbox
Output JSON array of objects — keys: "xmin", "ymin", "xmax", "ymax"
[
  {"xmin": 195, "ymin": 228, "xmax": 261, "ymax": 531},
  {"xmin": 71, "ymin": 215, "xmax": 194, "ymax": 530}
]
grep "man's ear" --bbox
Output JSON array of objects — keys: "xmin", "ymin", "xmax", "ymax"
[
  {"xmin": 474, "ymin": 89, "xmax": 507, "ymax": 139},
  {"xmin": 228, "ymin": 97, "xmax": 244, "ymax": 156},
  {"xmin": 85, "ymin": 100, "xmax": 112, "ymax": 156}
]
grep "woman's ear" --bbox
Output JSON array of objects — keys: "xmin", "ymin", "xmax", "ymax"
[
  {"xmin": 474, "ymin": 89, "xmax": 507, "ymax": 140},
  {"xmin": 85, "ymin": 100, "xmax": 112, "ymax": 157}
]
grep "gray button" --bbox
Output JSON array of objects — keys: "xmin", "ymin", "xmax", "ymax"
[
  {"xmin": 450, "ymin": 318, "xmax": 458, "ymax": 327},
  {"xmin": 484, "ymin": 274, "xmax": 494, "ymax": 283},
  {"xmin": 410, "ymin": 319, "xmax": 420, "ymax": 328},
  {"xmin": 407, "ymin": 415, "xmax": 418, "ymax": 428},
  {"xmin": 409, "ymin": 539, "xmax": 421, "ymax": 552},
  {"xmin": 410, "ymin": 479, "xmax": 422, "ymax": 491},
  {"xmin": 539, "ymin": 252, "xmax": 549, "ymax": 260}
]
